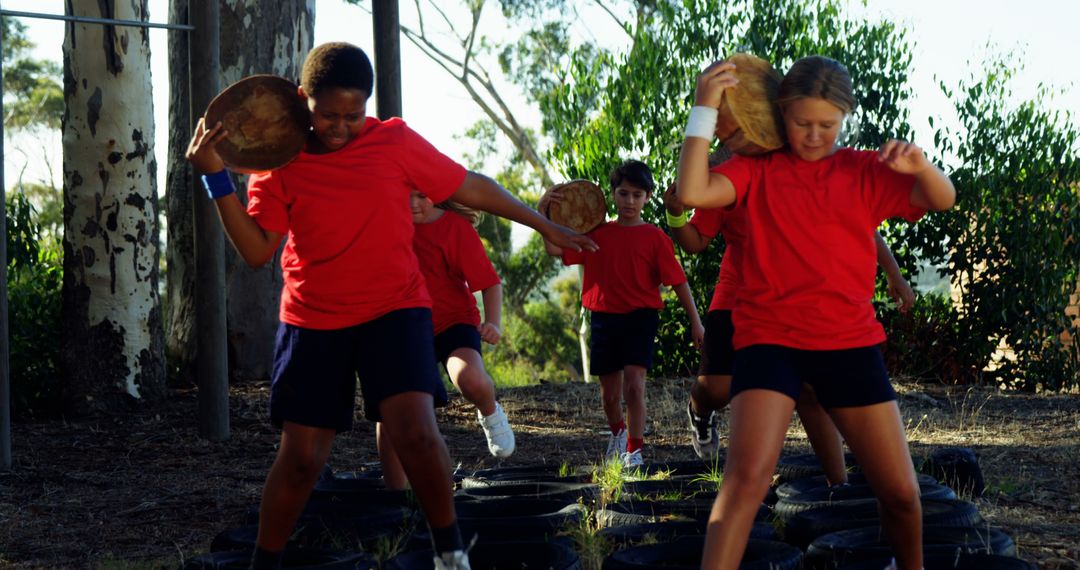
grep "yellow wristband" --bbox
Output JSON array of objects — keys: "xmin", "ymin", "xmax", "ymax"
[{"xmin": 666, "ymin": 210, "xmax": 689, "ymax": 228}]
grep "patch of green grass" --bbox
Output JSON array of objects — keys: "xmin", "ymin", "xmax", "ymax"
[
  {"xmin": 691, "ymin": 454, "xmax": 725, "ymax": 490},
  {"xmin": 561, "ymin": 503, "xmax": 612, "ymax": 570},
  {"xmin": 489, "ymin": 360, "xmax": 539, "ymax": 388}
]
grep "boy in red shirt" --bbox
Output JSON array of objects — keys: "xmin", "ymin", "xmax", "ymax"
[
  {"xmin": 539, "ymin": 160, "xmax": 705, "ymax": 467},
  {"xmin": 678, "ymin": 55, "xmax": 955, "ymax": 570},
  {"xmin": 185, "ymin": 42, "xmax": 593, "ymax": 570},
  {"xmin": 377, "ymin": 193, "xmax": 514, "ymax": 490}
]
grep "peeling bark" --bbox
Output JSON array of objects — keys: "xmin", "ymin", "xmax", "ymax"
[{"xmin": 61, "ymin": 0, "xmax": 165, "ymax": 416}]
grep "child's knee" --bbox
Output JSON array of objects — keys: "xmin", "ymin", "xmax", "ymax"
[
  {"xmin": 624, "ymin": 382, "xmax": 645, "ymax": 402},
  {"xmin": 279, "ymin": 448, "xmax": 325, "ymax": 486},
  {"xmin": 454, "ymin": 367, "xmax": 491, "ymax": 397},
  {"xmin": 393, "ymin": 422, "xmax": 442, "ymax": 455},
  {"xmin": 877, "ymin": 478, "xmax": 921, "ymax": 514}
]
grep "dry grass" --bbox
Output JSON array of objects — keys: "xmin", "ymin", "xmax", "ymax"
[{"xmin": 0, "ymin": 378, "xmax": 1076, "ymax": 569}]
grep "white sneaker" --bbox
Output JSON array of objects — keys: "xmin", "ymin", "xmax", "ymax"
[
  {"xmin": 605, "ymin": 427, "xmax": 628, "ymax": 461},
  {"xmin": 477, "ymin": 402, "xmax": 515, "ymax": 458},
  {"xmin": 687, "ymin": 400, "xmax": 720, "ymax": 459},
  {"xmin": 434, "ymin": 550, "xmax": 472, "ymax": 570},
  {"xmin": 621, "ymin": 449, "xmax": 644, "ymax": 468}
]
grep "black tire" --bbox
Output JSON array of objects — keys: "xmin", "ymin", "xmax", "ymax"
[
  {"xmin": 596, "ymin": 499, "xmax": 769, "ymax": 527},
  {"xmin": 619, "ymin": 479, "xmax": 719, "ymax": 501},
  {"xmin": 640, "ymin": 458, "xmax": 726, "ymax": 478},
  {"xmin": 921, "ymin": 447, "xmax": 986, "ymax": 498},
  {"xmin": 471, "ymin": 464, "xmax": 569, "ymax": 480},
  {"xmin": 411, "ymin": 499, "xmax": 586, "ymax": 545},
  {"xmin": 783, "ymin": 498, "xmax": 983, "ymax": 548},
  {"xmin": 777, "ymin": 472, "xmax": 939, "ymax": 500},
  {"xmin": 184, "ymin": 549, "xmax": 375, "ymax": 569},
  {"xmin": 387, "ymin": 540, "xmax": 581, "ymax": 570},
  {"xmin": 773, "ymin": 482, "xmax": 957, "ymax": 521},
  {"xmin": 460, "ymin": 473, "xmax": 593, "ymax": 488},
  {"xmin": 602, "ymin": 536, "xmax": 800, "ymax": 570},
  {"xmin": 599, "ymin": 520, "xmax": 778, "ymax": 548},
  {"xmin": 215, "ymin": 504, "xmax": 417, "ymax": 553},
  {"xmin": 309, "ymin": 478, "xmax": 414, "ymax": 507},
  {"xmin": 455, "ymin": 481, "xmax": 599, "ymax": 503},
  {"xmin": 775, "ymin": 453, "xmax": 859, "ymax": 483},
  {"xmin": 836, "ymin": 552, "xmax": 1034, "ymax": 569},
  {"xmin": 805, "ymin": 525, "xmax": 1016, "ymax": 569}
]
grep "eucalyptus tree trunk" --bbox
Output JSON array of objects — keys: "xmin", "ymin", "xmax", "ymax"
[
  {"xmin": 61, "ymin": 1, "xmax": 164, "ymax": 415},
  {"xmin": 166, "ymin": 0, "xmax": 314, "ymax": 386}
]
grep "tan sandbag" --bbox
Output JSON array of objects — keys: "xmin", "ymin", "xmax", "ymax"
[
  {"xmin": 203, "ymin": 75, "xmax": 311, "ymax": 172},
  {"xmin": 543, "ymin": 180, "xmax": 607, "ymax": 234},
  {"xmin": 714, "ymin": 53, "xmax": 784, "ymax": 156}
]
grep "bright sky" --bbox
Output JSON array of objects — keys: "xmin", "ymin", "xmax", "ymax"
[{"xmin": 2, "ymin": 0, "xmax": 1078, "ymax": 197}]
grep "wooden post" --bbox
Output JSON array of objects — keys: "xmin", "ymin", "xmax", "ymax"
[
  {"xmin": 189, "ymin": 0, "xmax": 229, "ymax": 440},
  {"xmin": 372, "ymin": 0, "xmax": 402, "ymax": 119},
  {"xmin": 0, "ymin": 17, "xmax": 12, "ymax": 471}
]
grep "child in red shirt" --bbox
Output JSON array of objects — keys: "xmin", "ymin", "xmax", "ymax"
[
  {"xmin": 540, "ymin": 160, "xmax": 705, "ymax": 468},
  {"xmin": 664, "ymin": 182, "xmax": 915, "ymax": 485},
  {"xmin": 677, "ymin": 55, "xmax": 955, "ymax": 570},
  {"xmin": 377, "ymin": 194, "xmax": 515, "ymax": 490},
  {"xmin": 185, "ymin": 43, "xmax": 593, "ymax": 570}
]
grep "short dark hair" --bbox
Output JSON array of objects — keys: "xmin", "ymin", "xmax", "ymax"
[
  {"xmin": 609, "ymin": 160, "xmax": 656, "ymax": 194},
  {"xmin": 301, "ymin": 42, "xmax": 374, "ymax": 98}
]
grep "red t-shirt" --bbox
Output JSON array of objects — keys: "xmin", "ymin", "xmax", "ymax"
[
  {"xmin": 413, "ymin": 211, "xmax": 501, "ymax": 334},
  {"xmin": 562, "ymin": 222, "xmax": 688, "ymax": 313},
  {"xmin": 716, "ymin": 148, "xmax": 924, "ymax": 350},
  {"xmin": 246, "ymin": 117, "xmax": 467, "ymax": 329},
  {"xmin": 688, "ymin": 199, "xmax": 747, "ymax": 313}
]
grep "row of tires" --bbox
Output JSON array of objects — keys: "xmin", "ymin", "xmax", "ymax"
[{"xmin": 185, "ymin": 448, "xmax": 1012, "ymax": 569}]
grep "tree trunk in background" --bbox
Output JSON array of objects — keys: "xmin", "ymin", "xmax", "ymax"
[
  {"xmin": 165, "ymin": 0, "xmax": 314, "ymax": 386},
  {"xmin": 61, "ymin": 1, "xmax": 165, "ymax": 415}
]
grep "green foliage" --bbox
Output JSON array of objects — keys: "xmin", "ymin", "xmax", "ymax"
[
  {"xmin": 904, "ymin": 60, "xmax": 1080, "ymax": 391},
  {"xmin": 876, "ymin": 293, "xmax": 983, "ymax": 385},
  {"xmin": 2, "ymin": 17, "xmax": 63, "ymax": 130},
  {"xmin": 5, "ymin": 192, "xmax": 63, "ymax": 418},
  {"xmin": 544, "ymin": 0, "xmax": 916, "ymax": 378}
]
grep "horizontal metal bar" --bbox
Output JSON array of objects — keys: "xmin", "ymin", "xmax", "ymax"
[{"xmin": 0, "ymin": 9, "xmax": 194, "ymax": 31}]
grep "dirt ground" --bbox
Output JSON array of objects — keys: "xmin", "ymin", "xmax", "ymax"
[{"xmin": 0, "ymin": 378, "xmax": 1077, "ymax": 569}]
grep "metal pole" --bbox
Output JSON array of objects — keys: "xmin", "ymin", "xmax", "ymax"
[
  {"xmin": 0, "ymin": 10, "xmax": 194, "ymax": 31},
  {"xmin": 1, "ymin": 16, "xmax": 12, "ymax": 471},
  {"xmin": 189, "ymin": 0, "xmax": 229, "ymax": 441},
  {"xmin": 372, "ymin": 0, "xmax": 402, "ymax": 119}
]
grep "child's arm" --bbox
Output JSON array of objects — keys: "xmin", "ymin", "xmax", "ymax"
[
  {"xmin": 477, "ymin": 283, "xmax": 503, "ymax": 345},
  {"xmin": 874, "ymin": 231, "xmax": 915, "ymax": 313},
  {"xmin": 451, "ymin": 172, "xmax": 597, "ymax": 254},
  {"xmin": 186, "ymin": 119, "xmax": 283, "ymax": 267},
  {"xmin": 536, "ymin": 188, "xmax": 565, "ymax": 256},
  {"xmin": 672, "ymin": 282, "xmax": 706, "ymax": 349},
  {"xmin": 877, "ymin": 140, "xmax": 956, "ymax": 211},
  {"xmin": 677, "ymin": 60, "xmax": 739, "ymax": 209},
  {"xmin": 663, "ymin": 183, "xmax": 713, "ymax": 253}
]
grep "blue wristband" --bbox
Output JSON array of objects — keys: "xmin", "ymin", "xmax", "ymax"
[{"xmin": 201, "ymin": 170, "xmax": 236, "ymax": 199}]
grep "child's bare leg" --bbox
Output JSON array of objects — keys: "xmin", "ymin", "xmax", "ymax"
[
  {"xmin": 691, "ymin": 373, "xmax": 732, "ymax": 416},
  {"xmin": 702, "ymin": 389, "xmax": 795, "ymax": 570},
  {"xmin": 256, "ymin": 422, "xmax": 337, "ymax": 551},
  {"xmin": 379, "ymin": 391, "xmax": 456, "ymax": 527},
  {"xmin": 376, "ymin": 422, "xmax": 409, "ymax": 490},
  {"xmin": 796, "ymin": 384, "xmax": 848, "ymax": 485},
  {"xmin": 829, "ymin": 402, "xmax": 922, "ymax": 570},
  {"xmin": 623, "ymin": 365, "xmax": 647, "ymax": 440},
  {"xmin": 446, "ymin": 348, "xmax": 496, "ymax": 416},
  {"xmin": 598, "ymin": 371, "xmax": 625, "ymax": 427}
]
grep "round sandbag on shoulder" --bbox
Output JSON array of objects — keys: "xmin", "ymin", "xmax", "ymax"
[
  {"xmin": 543, "ymin": 180, "xmax": 607, "ymax": 234},
  {"xmin": 203, "ymin": 75, "xmax": 310, "ymax": 172}
]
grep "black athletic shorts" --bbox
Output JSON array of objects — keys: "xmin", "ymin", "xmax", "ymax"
[
  {"xmin": 434, "ymin": 323, "xmax": 482, "ymax": 365},
  {"xmin": 589, "ymin": 308, "xmax": 660, "ymax": 376},
  {"xmin": 698, "ymin": 309, "xmax": 735, "ymax": 377},
  {"xmin": 731, "ymin": 344, "xmax": 895, "ymax": 408}
]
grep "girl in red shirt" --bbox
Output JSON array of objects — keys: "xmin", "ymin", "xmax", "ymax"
[
  {"xmin": 377, "ymin": 193, "xmax": 515, "ymax": 490},
  {"xmin": 677, "ymin": 55, "xmax": 955, "ymax": 570},
  {"xmin": 540, "ymin": 160, "xmax": 705, "ymax": 468}
]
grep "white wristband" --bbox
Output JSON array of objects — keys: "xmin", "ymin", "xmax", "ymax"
[{"xmin": 684, "ymin": 106, "xmax": 719, "ymax": 141}]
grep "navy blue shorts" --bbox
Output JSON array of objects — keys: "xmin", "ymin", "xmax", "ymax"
[
  {"xmin": 434, "ymin": 323, "xmax": 482, "ymax": 365},
  {"xmin": 590, "ymin": 309, "xmax": 660, "ymax": 376},
  {"xmin": 269, "ymin": 308, "xmax": 449, "ymax": 430},
  {"xmin": 698, "ymin": 310, "xmax": 735, "ymax": 377},
  {"xmin": 731, "ymin": 344, "xmax": 895, "ymax": 408}
]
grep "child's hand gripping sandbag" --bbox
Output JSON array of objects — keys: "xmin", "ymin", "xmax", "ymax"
[
  {"xmin": 714, "ymin": 53, "xmax": 785, "ymax": 156},
  {"xmin": 203, "ymin": 75, "xmax": 311, "ymax": 172},
  {"xmin": 540, "ymin": 180, "xmax": 607, "ymax": 234}
]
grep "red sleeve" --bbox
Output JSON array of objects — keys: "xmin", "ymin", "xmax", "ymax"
[
  {"xmin": 396, "ymin": 121, "xmax": 468, "ymax": 204},
  {"xmin": 561, "ymin": 248, "xmax": 585, "ymax": 266},
  {"xmin": 688, "ymin": 208, "xmax": 725, "ymax": 239},
  {"xmin": 449, "ymin": 216, "xmax": 501, "ymax": 292},
  {"xmin": 246, "ymin": 171, "xmax": 290, "ymax": 234},
  {"xmin": 856, "ymin": 150, "xmax": 925, "ymax": 223},
  {"xmin": 655, "ymin": 230, "xmax": 688, "ymax": 286},
  {"xmin": 713, "ymin": 155, "xmax": 756, "ymax": 206}
]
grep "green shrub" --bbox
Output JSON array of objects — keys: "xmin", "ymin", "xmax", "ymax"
[
  {"xmin": 877, "ymin": 294, "xmax": 983, "ymax": 385},
  {"xmin": 6, "ymin": 192, "xmax": 63, "ymax": 418}
]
